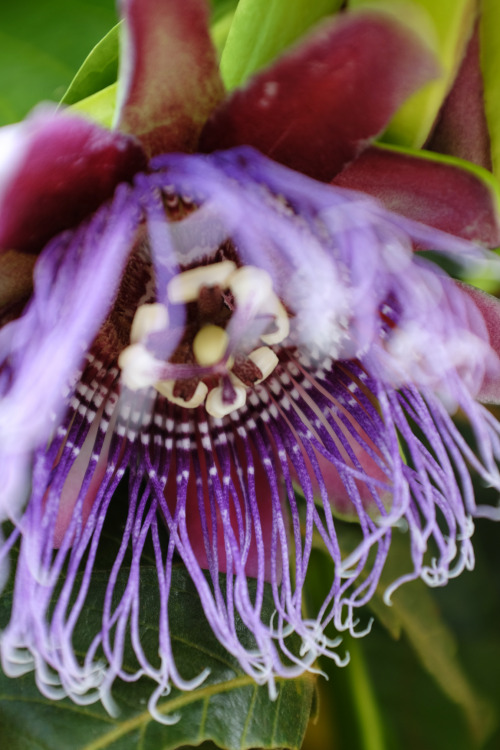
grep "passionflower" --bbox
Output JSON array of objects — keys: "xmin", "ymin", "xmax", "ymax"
[{"xmin": 1, "ymin": 0, "xmax": 500, "ymax": 722}]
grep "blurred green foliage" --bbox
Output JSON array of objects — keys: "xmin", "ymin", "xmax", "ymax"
[{"xmin": 0, "ymin": 0, "xmax": 117, "ymax": 125}]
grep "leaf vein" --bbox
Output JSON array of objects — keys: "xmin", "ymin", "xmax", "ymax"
[
  {"xmin": 239, "ymin": 682, "xmax": 258, "ymax": 748},
  {"xmin": 80, "ymin": 674, "xmax": 313, "ymax": 750},
  {"xmin": 270, "ymin": 680, "xmax": 283, "ymax": 747},
  {"xmin": 197, "ymin": 694, "xmax": 210, "ymax": 741}
]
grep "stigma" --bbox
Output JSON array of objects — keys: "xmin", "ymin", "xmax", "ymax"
[{"xmin": 118, "ymin": 260, "xmax": 289, "ymax": 418}]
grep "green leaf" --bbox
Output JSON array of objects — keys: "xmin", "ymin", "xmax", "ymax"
[
  {"xmin": 348, "ymin": 0, "xmax": 477, "ymax": 147},
  {"xmin": 61, "ymin": 23, "xmax": 120, "ymax": 107},
  {"xmin": 344, "ymin": 639, "xmax": 386, "ymax": 750},
  {"xmin": 211, "ymin": 7, "xmax": 237, "ymax": 58},
  {"xmin": 220, "ymin": 0, "xmax": 344, "ymax": 90},
  {"xmin": 0, "ymin": 0, "xmax": 117, "ymax": 125},
  {"xmin": 210, "ymin": 0, "xmax": 239, "ymax": 25},
  {"xmin": 480, "ymin": 0, "xmax": 500, "ymax": 180},
  {"xmin": 379, "ymin": 576, "xmax": 496, "ymax": 746},
  {"xmin": 0, "ymin": 563, "xmax": 314, "ymax": 750},
  {"xmin": 336, "ymin": 526, "xmax": 496, "ymax": 746},
  {"xmin": 70, "ymin": 83, "xmax": 118, "ymax": 129}
]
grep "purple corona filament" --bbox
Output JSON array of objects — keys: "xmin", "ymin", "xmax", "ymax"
[{"xmin": 0, "ymin": 147, "xmax": 499, "ymax": 719}]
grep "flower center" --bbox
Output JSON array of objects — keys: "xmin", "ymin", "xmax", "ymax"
[{"xmin": 118, "ymin": 260, "xmax": 290, "ymax": 418}]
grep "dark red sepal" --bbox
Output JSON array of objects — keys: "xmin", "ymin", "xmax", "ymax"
[
  {"xmin": 200, "ymin": 11, "xmax": 438, "ymax": 181},
  {"xmin": 334, "ymin": 144, "xmax": 500, "ymax": 246},
  {"xmin": 116, "ymin": 0, "xmax": 224, "ymax": 156},
  {"xmin": 427, "ymin": 21, "xmax": 493, "ymax": 171},
  {"xmin": 0, "ymin": 108, "xmax": 147, "ymax": 254}
]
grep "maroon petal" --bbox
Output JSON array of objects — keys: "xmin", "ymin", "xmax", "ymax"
[
  {"xmin": 427, "ymin": 21, "xmax": 492, "ymax": 171},
  {"xmin": 116, "ymin": 0, "xmax": 224, "ymax": 156},
  {"xmin": 200, "ymin": 10, "xmax": 438, "ymax": 181},
  {"xmin": 459, "ymin": 282, "xmax": 500, "ymax": 404},
  {"xmin": 0, "ymin": 108, "xmax": 146, "ymax": 254},
  {"xmin": 333, "ymin": 144, "xmax": 500, "ymax": 246}
]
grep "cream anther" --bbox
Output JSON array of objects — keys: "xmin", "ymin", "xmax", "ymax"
[
  {"xmin": 155, "ymin": 379, "xmax": 208, "ymax": 408},
  {"xmin": 205, "ymin": 385, "xmax": 247, "ymax": 419},
  {"xmin": 193, "ymin": 324, "xmax": 229, "ymax": 366},
  {"xmin": 131, "ymin": 303, "xmax": 169, "ymax": 344},
  {"xmin": 261, "ymin": 300, "xmax": 290, "ymax": 345},
  {"xmin": 118, "ymin": 344, "xmax": 161, "ymax": 391},
  {"xmin": 248, "ymin": 346, "xmax": 279, "ymax": 383},
  {"xmin": 167, "ymin": 260, "xmax": 236, "ymax": 304},
  {"xmin": 228, "ymin": 266, "xmax": 273, "ymax": 307}
]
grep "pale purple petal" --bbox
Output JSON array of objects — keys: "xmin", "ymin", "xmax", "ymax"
[{"xmin": 0, "ymin": 184, "xmax": 140, "ymax": 519}]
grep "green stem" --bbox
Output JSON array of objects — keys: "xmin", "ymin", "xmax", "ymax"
[{"xmin": 346, "ymin": 638, "xmax": 386, "ymax": 750}]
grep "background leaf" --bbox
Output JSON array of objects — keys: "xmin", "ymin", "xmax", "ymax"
[
  {"xmin": 303, "ymin": 520, "xmax": 500, "ymax": 750},
  {"xmin": 61, "ymin": 23, "xmax": 120, "ymax": 106},
  {"xmin": 210, "ymin": 2, "xmax": 238, "ymax": 59},
  {"xmin": 0, "ymin": 0, "xmax": 118, "ymax": 125},
  {"xmin": 480, "ymin": 0, "xmax": 500, "ymax": 179},
  {"xmin": 348, "ymin": 0, "xmax": 477, "ymax": 147},
  {"xmin": 0, "ymin": 564, "xmax": 314, "ymax": 750},
  {"xmin": 70, "ymin": 83, "xmax": 118, "ymax": 129},
  {"xmin": 220, "ymin": 0, "xmax": 344, "ymax": 90},
  {"xmin": 370, "ymin": 533, "xmax": 495, "ymax": 745}
]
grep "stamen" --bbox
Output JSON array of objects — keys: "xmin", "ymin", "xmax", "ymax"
[
  {"xmin": 155, "ymin": 379, "xmax": 208, "ymax": 408},
  {"xmin": 228, "ymin": 266, "xmax": 273, "ymax": 306},
  {"xmin": 205, "ymin": 384, "xmax": 247, "ymax": 418},
  {"xmin": 192, "ymin": 324, "xmax": 229, "ymax": 366},
  {"xmin": 120, "ymin": 259, "xmax": 288, "ymax": 415},
  {"xmin": 227, "ymin": 266, "xmax": 290, "ymax": 345},
  {"xmin": 232, "ymin": 354, "xmax": 263, "ymax": 385},
  {"xmin": 261, "ymin": 300, "xmax": 290, "ymax": 345},
  {"xmin": 130, "ymin": 303, "xmax": 169, "ymax": 344},
  {"xmin": 167, "ymin": 261, "xmax": 236, "ymax": 304},
  {"xmin": 248, "ymin": 346, "xmax": 279, "ymax": 383},
  {"xmin": 118, "ymin": 344, "xmax": 160, "ymax": 390}
]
